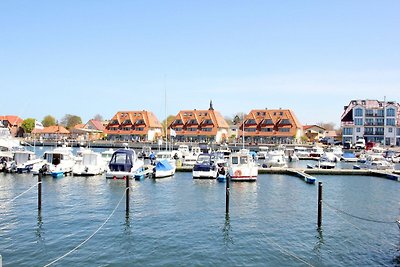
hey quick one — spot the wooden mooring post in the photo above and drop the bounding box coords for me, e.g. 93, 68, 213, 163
38, 172, 42, 211
317, 182, 323, 228
126, 176, 130, 214
226, 174, 230, 214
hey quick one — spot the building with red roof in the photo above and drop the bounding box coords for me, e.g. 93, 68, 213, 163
168, 101, 229, 143
0, 115, 24, 137
238, 109, 302, 144
104, 110, 162, 142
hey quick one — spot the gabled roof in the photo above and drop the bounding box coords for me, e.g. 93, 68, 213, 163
0, 115, 23, 126
87, 120, 105, 131
303, 125, 325, 131
32, 125, 70, 134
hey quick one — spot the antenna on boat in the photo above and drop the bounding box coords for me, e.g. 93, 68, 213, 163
164, 74, 168, 151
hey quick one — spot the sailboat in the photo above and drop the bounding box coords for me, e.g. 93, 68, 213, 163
227, 114, 258, 181
153, 82, 176, 179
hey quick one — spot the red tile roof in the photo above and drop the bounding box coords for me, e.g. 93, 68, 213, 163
0, 115, 23, 126
32, 125, 70, 134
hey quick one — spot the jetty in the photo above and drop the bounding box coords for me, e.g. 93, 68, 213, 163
176, 167, 400, 183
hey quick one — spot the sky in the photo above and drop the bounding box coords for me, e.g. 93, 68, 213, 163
1, 1, 399, 128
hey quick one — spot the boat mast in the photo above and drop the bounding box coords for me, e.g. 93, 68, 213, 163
164, 75, 168, 151
242, 113, 245, 149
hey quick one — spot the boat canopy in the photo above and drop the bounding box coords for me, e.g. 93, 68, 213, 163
155, 160, 173, 171
109, 149, 136, 172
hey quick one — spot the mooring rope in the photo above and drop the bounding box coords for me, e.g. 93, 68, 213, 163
229, 188, 315, 267
323, 201, 397, 224
323, 201, 398, 248
0, 182, 41, 206
43, 188, 128, 267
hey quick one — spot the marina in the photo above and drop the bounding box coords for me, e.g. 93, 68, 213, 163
0, 168, 399, 266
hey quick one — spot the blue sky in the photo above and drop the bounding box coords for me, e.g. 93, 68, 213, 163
1, 1, 399, 127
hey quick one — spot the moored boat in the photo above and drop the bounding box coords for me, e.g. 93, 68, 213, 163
192, 153, 218, 179
228, 149, 258, 182
105, 149, 144, 179
153, 159, 176, 178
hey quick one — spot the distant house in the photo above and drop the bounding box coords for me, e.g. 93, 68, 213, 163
32, 125, 70, 140
168, 101, 229, 143
238, 109, 302, 144
104, 111, 162, 142
303, 125, 326, 142
0, 115, 23, 137
70, 120, 105, 141
341, 99, 400, 146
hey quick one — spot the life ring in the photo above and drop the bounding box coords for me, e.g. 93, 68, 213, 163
234, 169, 242, 177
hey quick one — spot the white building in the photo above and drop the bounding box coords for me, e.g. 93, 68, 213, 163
341, 99, 400, 146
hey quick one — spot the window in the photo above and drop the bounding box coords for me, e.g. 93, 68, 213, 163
202, 119, 213, 125
376, 118, 384, 126
188, 127, 197, 132
244, 128, 256, 132
365, 118, 374, 125
388, 128, 393, 133
354, 118, 363, 125
246, 119, 256, 125
387, 108, 395, 117
377, 109, 384, 117
343, 128, 353, 135
354, 108, 363, 117
376, 127, 384, 135
365, 127, 373, 135
173, 119, 183, 125
202, 128, 212, 132
356, 128, 361, 132
365, 109, 373, 116
188, 119, 198, 125
137, 127, 144, 131
261, 128, 273, 132
386, 118, 395, 126
135, 119, 145, 125
280, 119, 290, 125
278, 128, 290, 132
262, 119, 273, 125
397, 128, 400, 135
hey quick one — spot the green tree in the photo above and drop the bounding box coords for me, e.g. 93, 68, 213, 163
42, 115, 56, 127
60, 114, 82, 129
21, 118, 36, 133
161, 115, 176, 137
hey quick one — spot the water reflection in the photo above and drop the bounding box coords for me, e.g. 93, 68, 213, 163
222, 214, 233, 246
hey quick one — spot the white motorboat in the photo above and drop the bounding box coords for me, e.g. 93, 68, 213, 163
0, 151, 15, 172
228, 149, 258, 182
106, 149, 144, 179
15, 150, 45, 173
192, 153, 218, 179
182, 146, 201, 167
320, 152, 340, 163
353, 154, 394, 171
309, 146, 324, 158
73, 150, 106, 176
294, 146, 310, 159
32, 147, 76, 177
155, 151, 177, 167
153, 159, 176, 178
341, 152, 358, 162
262, 150, 287, 168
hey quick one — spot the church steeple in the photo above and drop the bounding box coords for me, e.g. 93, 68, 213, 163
209, 100, 214, 110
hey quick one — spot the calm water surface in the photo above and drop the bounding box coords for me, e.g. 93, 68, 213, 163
0, 169, 399, 266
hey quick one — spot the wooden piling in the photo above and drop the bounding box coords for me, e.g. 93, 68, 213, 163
226, 174, 230, 214
317, 182, 322, 228
38, 172, 42, 211
125, 176, 129, 214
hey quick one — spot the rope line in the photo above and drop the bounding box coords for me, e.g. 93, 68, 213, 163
229, 187, 315, 267
323, 201, 398, 248
0, 182, 41, 206
323, 201, 397, 224
43, 188, 127, 267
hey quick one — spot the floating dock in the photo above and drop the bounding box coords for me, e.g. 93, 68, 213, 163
176, 167, 400, 183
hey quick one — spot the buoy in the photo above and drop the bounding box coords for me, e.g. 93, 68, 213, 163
234, 169, 242, 177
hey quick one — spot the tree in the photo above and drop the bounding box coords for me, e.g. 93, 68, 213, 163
232, 112, 247, 125
42, 115, 56, 127
21, 118, 35, 133
60, 114, 82, 129
161, 115, 176, 136
93, 114, 104, 121
317, 122, 336, 131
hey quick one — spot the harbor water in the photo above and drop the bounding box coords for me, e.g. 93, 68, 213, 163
1, 169, 399, 266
